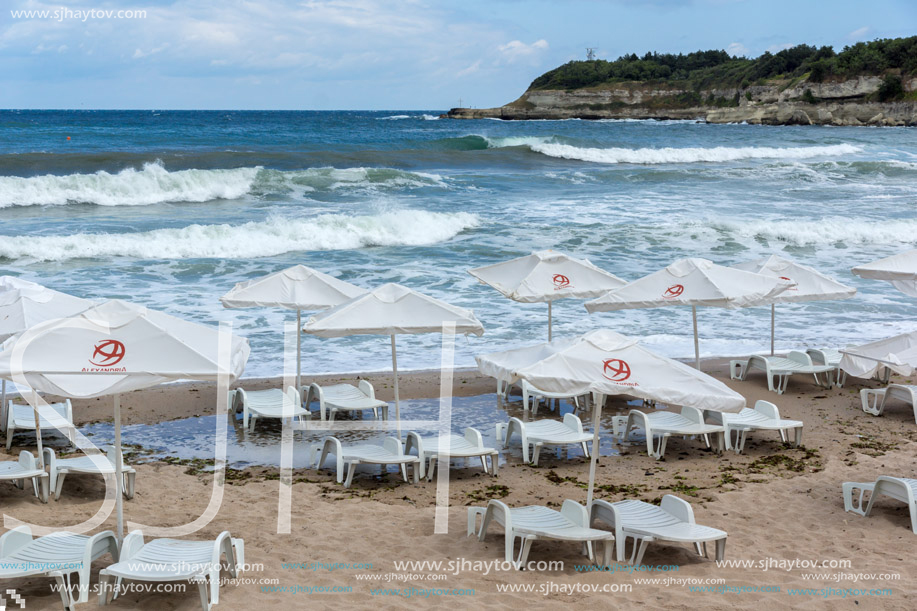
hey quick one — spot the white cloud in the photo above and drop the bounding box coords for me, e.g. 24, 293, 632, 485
726, 42, 748, 57
456, 60, 481, 78
497, 39, 549, 63
847, 26, 870, 40
765, 43, 795, 53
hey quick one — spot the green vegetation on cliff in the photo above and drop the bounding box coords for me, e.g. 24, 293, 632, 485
529, 36, 917, 99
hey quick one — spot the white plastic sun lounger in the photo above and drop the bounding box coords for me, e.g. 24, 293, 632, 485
312, 436, 420, 488
843, 476, 917, 534
729, 351, 835, 394
469, 499, 614, 569
0, 525, 118, 610
6, 400, 76, 450
304, 381, 388, 421
496, 414, 592, 465
807, 347, 846, 386
590, 496, 727, 564
229, 386, 309, 432
612, 406, 725, 460
707, 400, 804, 454
43, 446, 136, 501
0, 450, 49, 502
860, 384, 917, 424
99, 530, 244, 610
405, 427, 499, 480
520, 379, 584, 416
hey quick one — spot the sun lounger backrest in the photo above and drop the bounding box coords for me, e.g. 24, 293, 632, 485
560, 500, 588, 528
383, 436, 404, 456
464, 427, 484, 449
563, 413, 584, 434
679, 406, 704, 424
660, 495, 695, 525
787, 351, 813, 366
753, 400, 780, 420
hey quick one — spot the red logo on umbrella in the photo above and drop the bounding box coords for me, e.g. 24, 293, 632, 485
553, 274, 571, 290
779, 276, 797, 291
602, 358, 631, 382
663, 284, 684, 299
90, 340, 126, 367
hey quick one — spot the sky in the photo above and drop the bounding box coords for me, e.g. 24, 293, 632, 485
1, 0, 914, 110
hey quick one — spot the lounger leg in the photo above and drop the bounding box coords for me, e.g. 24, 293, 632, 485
794, 427, 802, 448
585, 541, 595, 563
343, 462, 357, 488
737, 430, 748, 454
53, 573, 72, 611
426, 457, 436, 482
531, 442, 543, 466
479, 455, 487, 474
125, 472, 136, 499
55, 472, 67, 501
715, 538, 726, 561
634, 538, 651, 566
694, 542, 704, 557
400, 463, 409, 483
98, 572, 113, 606
198, 580, 210, 611
601, 540, 613, 568
38, 475, 48, 503
581, 441, 590, 458
517, 536, 535, 569
491, 453, 499, 477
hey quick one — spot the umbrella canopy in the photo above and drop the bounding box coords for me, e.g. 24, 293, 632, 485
468, 250, 625, 340
851, 249, 917, 297
220, 265, 366, 389
840, 330, 917, 379
0, 276, 95, 343
303, 283, 484, 437
0, 299, 250, 539
733, 255, 856, 354
475, 337, 578, 383
585, 258, 793, 368
503, 329, 744, 506
0, 276, 95, 431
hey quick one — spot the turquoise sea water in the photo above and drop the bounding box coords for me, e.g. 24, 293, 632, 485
1, 110, 915, 377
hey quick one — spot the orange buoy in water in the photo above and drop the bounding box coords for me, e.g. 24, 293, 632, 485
66, 136, 71, 140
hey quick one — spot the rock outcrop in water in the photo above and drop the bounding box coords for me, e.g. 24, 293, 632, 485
447, 38, 917, 126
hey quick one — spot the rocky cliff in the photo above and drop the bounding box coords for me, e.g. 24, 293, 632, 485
447, 76, 917, 126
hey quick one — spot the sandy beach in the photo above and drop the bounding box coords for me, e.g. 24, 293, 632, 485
2, 359, 915, 610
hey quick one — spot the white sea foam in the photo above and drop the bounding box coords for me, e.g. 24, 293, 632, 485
0, 164, 447, 208
696, 217, 917, 246
0, 163, 260, 208
0, 210, 480, 261
482, 136, 862, 164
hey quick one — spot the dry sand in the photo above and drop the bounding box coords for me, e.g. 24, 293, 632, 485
2, 360, 916, 609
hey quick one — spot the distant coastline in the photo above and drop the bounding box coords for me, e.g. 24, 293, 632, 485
447, 37, 917, 125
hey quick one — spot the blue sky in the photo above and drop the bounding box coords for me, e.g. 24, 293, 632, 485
1, 0, 914, 110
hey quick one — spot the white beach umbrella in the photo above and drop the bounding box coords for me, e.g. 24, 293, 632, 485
506, 329, 745, 506
851, 249, 917, 297
220, 264, 366, 390
0, 276, 95, 432
468, 250, 625, 340
585, 258, 794, 368
303, 283, 484, 438
839, 330, 917, 379
733, 255, 856, 355
0, 299, 250, 540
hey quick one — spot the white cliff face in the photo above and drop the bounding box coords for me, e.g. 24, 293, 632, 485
448, 77, 917, 126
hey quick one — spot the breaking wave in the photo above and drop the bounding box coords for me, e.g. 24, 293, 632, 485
0, 163, 447, 208
0, 210, 480, 261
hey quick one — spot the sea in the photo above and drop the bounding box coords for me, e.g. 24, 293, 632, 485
1, 110, 915, 378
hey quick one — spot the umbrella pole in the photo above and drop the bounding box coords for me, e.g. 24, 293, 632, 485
586, 392, 604, 509
296, 310, 302, 393
1, 379, 6, 432
114, 394, 124, 543
548, 301, 552, 342
391, 334, 401, 441
771, 304, 775, 356
692, 306, 700, 369
31, 389, 44, 469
